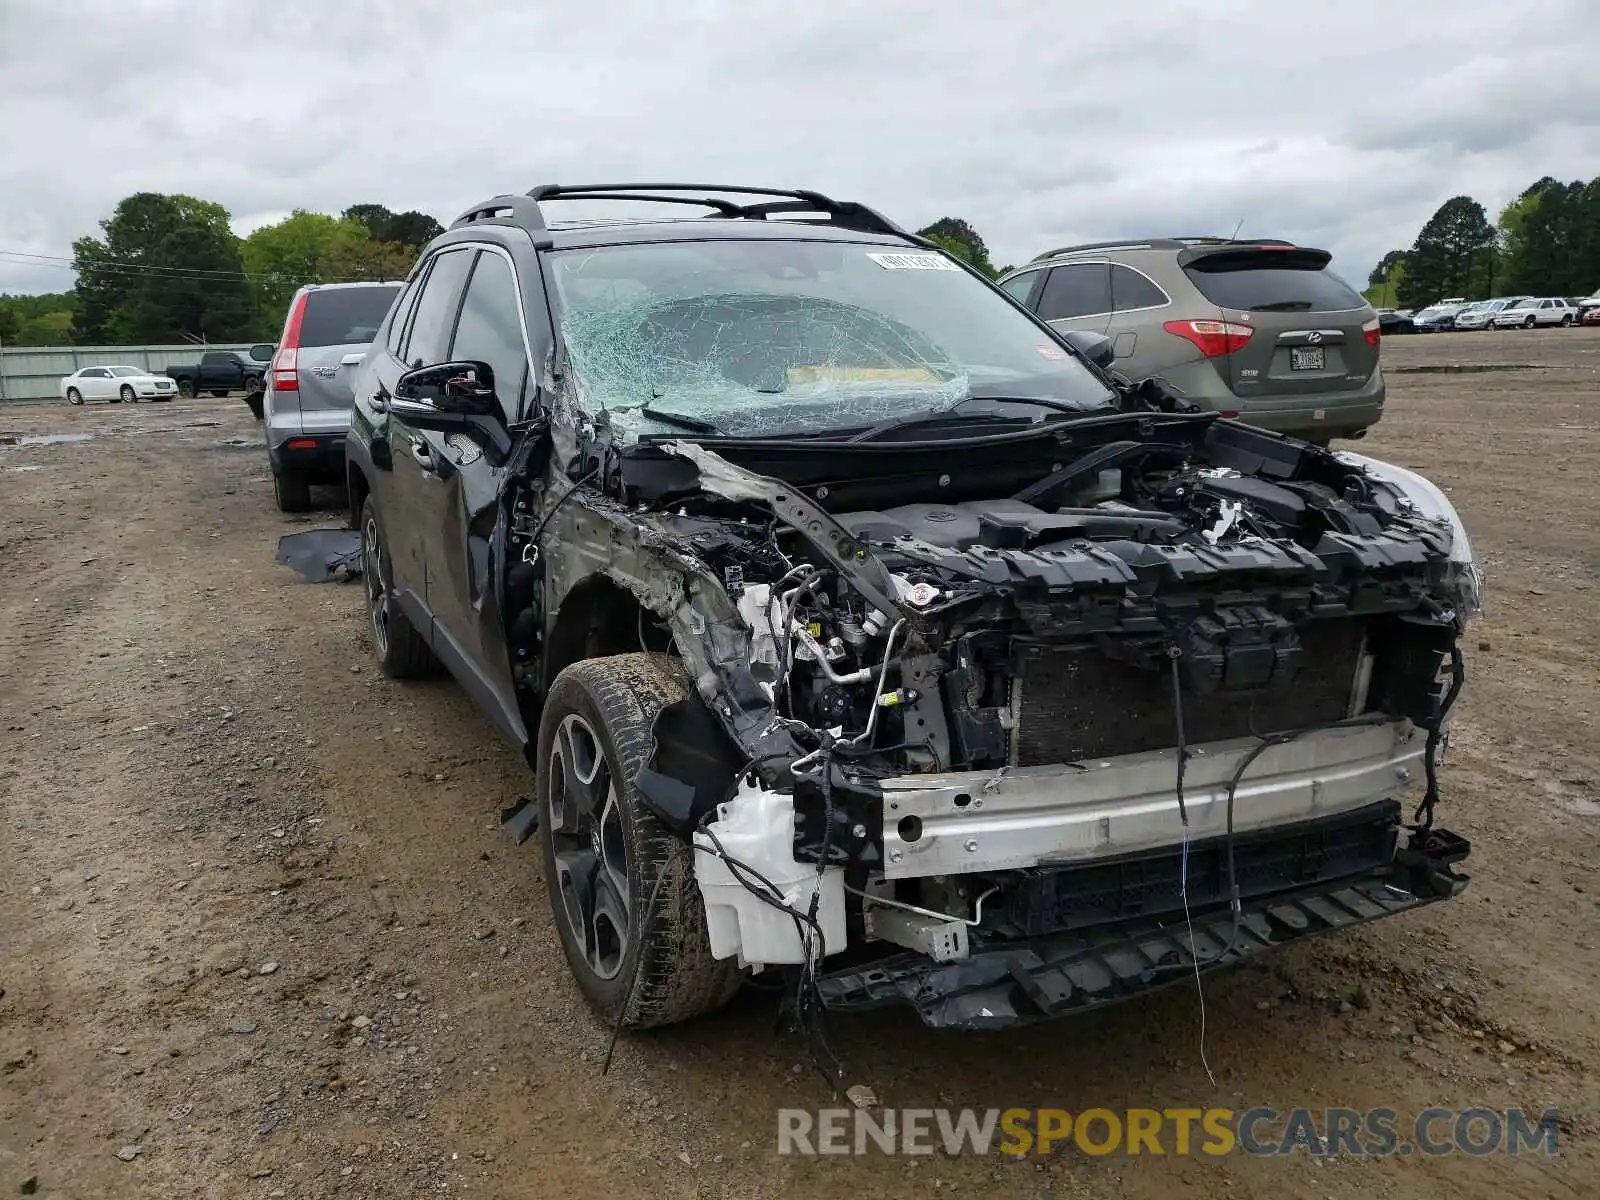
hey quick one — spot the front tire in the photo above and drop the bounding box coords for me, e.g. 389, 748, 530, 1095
1525, 315, 1537, 329
538, 654, 741, 1029
66, 388, 83, 406
358, 495, 436, 677
273, 470, 312, 513
120, 385, 136, 404
176, 379, 195, 398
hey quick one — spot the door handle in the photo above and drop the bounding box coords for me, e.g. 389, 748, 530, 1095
409, 438, 437, 471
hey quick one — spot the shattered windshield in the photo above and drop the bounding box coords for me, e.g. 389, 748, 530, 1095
546, 238, 1115, 438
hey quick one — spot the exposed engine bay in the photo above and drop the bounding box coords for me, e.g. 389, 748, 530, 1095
509, 397, 1479, 1030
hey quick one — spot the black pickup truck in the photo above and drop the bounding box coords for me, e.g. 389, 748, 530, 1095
161, 346, 274, 410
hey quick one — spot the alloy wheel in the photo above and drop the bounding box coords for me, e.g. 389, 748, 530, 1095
362, 514, 391, 657
547, 712, 631, 981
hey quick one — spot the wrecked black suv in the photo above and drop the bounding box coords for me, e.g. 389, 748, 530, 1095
344, 184, 1481, 1033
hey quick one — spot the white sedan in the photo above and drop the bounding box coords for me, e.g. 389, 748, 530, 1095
59, 365, 178, 405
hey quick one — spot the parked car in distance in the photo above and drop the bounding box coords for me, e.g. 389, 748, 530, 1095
1451, 297, 1530, 331
1411, 302, 1472, 333
1489, 297, 1580, 329
1577, 289, 1600, 318
161, 348, 272, 401
1376, 308, 1415, 334
1582, 305, 1600, 327
345, 183, 1480, 1033
264, 281, 403, 512
997, 236, 1383, 443
59, 364, 177, 405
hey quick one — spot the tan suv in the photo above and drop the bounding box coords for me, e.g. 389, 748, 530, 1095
999, 237, 1384, 443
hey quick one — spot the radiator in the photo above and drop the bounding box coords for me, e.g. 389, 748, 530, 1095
1012, 619, 1364, 766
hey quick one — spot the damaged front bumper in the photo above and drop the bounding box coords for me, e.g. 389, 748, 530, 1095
880, 720, 1428, 878
819, 808, 1471, 1030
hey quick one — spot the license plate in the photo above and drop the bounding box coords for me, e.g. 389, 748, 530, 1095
1290, 346, 1326, 371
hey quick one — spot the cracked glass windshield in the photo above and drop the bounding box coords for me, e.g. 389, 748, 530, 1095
547, 238, 1115, 438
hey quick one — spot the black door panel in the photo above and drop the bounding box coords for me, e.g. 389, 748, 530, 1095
417, 249, 532, 744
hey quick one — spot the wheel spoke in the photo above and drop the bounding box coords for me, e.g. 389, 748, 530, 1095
590, 865, 629, 979
546, 709, 632, 981
363, 518, 389, 654
551, 715, 606, 834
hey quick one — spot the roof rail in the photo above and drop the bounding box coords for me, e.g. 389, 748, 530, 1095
449, 182, 918, 241
452, 195, 547, 229
1028, 235, 1298, 263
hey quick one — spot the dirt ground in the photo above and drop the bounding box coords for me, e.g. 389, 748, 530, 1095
2, 329, 1597, 1199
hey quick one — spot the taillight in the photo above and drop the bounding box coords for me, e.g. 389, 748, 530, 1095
272, 293, 309, 391
1163, 319, 1253, 358
1362, 316, 1381, 348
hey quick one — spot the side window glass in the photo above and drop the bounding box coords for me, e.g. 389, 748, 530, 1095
449, 252, 528, 422
386, 273, 425, 358
1110, 265, 1168, 312
402, 249, 473, 367
1035, 264, 1111, 321
998, 271, 1038, 304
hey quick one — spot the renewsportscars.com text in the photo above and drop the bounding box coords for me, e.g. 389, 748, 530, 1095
777, 1106, 1559, 1158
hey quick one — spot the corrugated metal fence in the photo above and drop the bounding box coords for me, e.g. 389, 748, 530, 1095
0, 343, 258, 403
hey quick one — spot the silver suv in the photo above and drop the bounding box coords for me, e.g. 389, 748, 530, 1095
264, 281, 403, 512
998, 238, 1383, 443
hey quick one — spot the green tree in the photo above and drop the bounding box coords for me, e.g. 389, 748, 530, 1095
243, 211, 420, 336
1496, 176, 1556, 289
342, 204, 394, 240
343, 204, 443, 249
384, 211, 444, 248
0, 292, 76, 345
1507, 177, 1597, 296
1368, 250, 1407, 287
917, 217, 997, 277
1399, 196, 1495, 308
18, 310, 74, 345
71, 193, 254, 342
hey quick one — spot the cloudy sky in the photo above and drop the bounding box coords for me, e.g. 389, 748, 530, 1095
3, 0, 1599, 296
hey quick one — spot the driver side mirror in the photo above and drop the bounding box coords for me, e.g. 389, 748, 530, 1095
249, 343, 276, 363
392, 360, 502, 422
1058, 330, 1116, 370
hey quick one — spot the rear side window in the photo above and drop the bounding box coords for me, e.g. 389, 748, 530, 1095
1110, 265, 1168, 311
385, 277, 423, 358
998, 271, 1039, 303
299, 285, 404, 348
1036, 263, 1111, 320
1184, 252, 1365, 313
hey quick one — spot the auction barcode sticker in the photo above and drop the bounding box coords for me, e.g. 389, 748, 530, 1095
866, 252, 960, 271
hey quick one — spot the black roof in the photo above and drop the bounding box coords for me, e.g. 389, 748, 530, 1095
447, 183, 923, 251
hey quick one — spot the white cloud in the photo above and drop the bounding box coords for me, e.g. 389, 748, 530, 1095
3, 0, 1598, 295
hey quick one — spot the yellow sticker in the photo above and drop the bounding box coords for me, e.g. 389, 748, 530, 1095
787, 365, 938, 385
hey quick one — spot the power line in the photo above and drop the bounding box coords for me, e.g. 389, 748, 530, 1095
0, 248, 260, 280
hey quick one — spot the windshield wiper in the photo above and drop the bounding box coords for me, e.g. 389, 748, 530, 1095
634, 403, 720, 433
846, 395, 1097, 444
